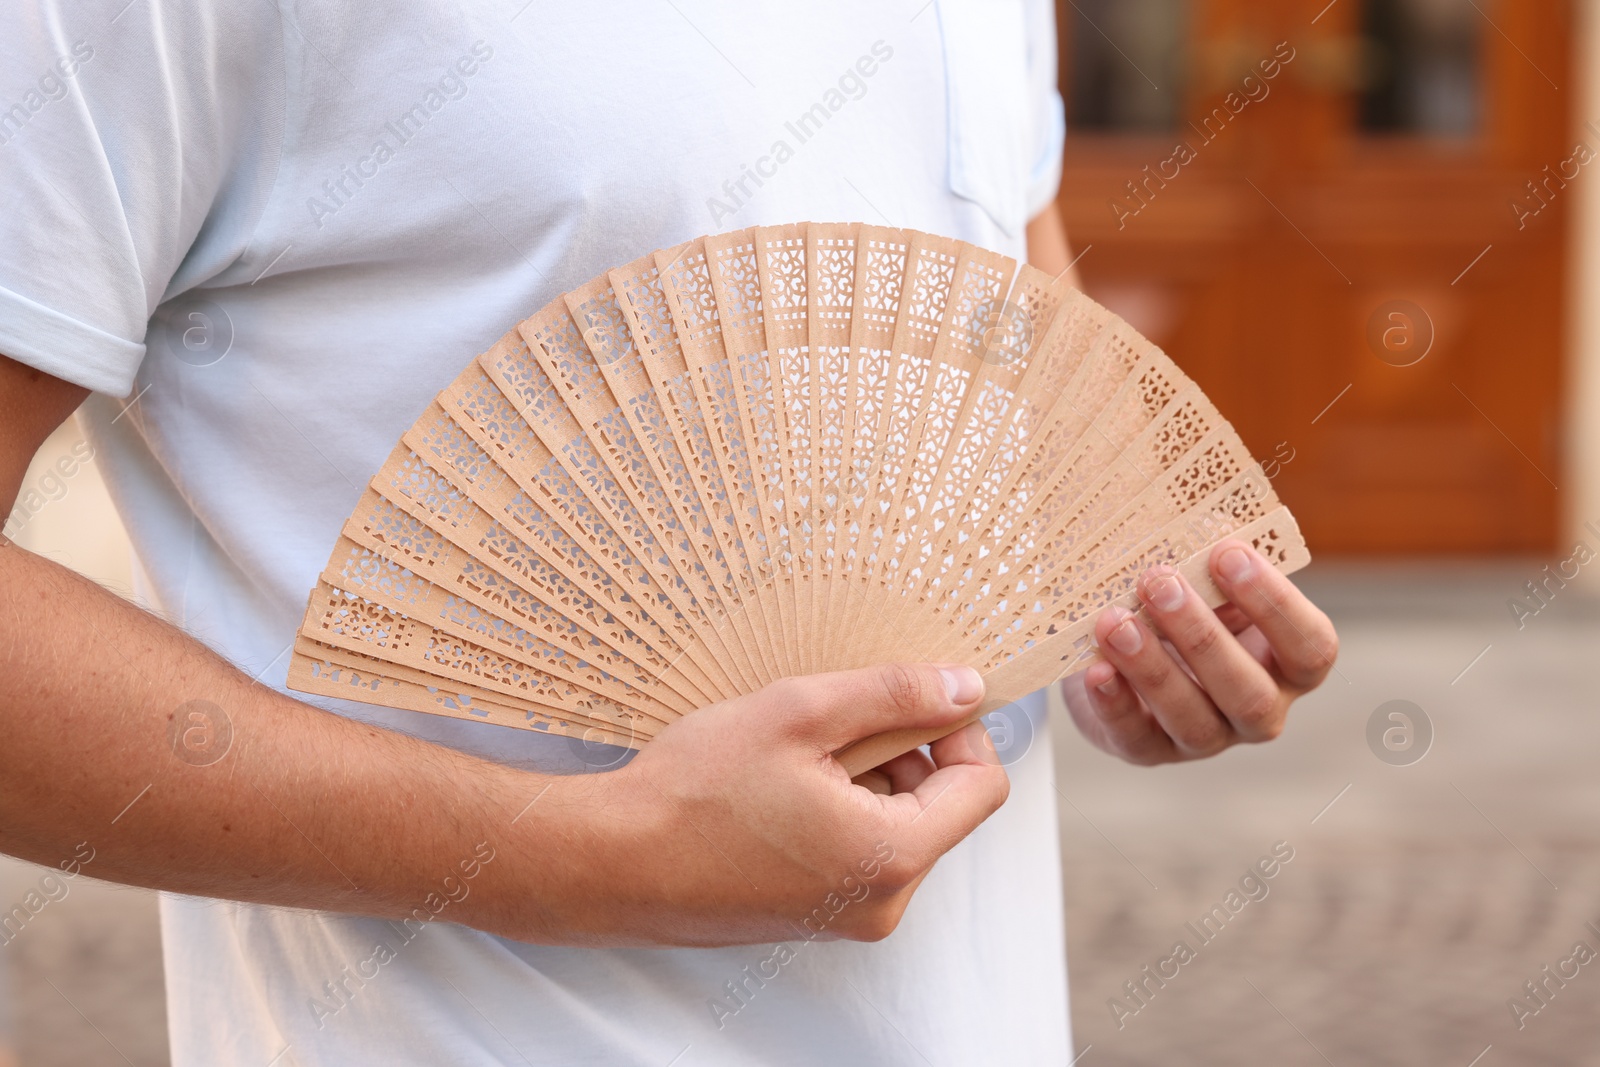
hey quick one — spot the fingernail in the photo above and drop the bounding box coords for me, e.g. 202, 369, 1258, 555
1218, 546, 1254, 583
940, 666, 983, 705
1144, 572, 1185, 613
1095, 673, 1121, 697
1105, 616, 1144, 656
1085, 661, 1117, 695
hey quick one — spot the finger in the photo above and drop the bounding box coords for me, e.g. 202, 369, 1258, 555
1138, 567, 1287, 743
881, 721, 1010, 871
927, 716, 1000, 768
1095, 605, 1232, 758
779, 662, 985, 753
836, 871, 930, 943
852, 770, 893, 795
1210, 541, 1338, 691
1234, 625, 1274, 669
1069, 660, 1180, 765
874, 748, 936, 794
1214, 602, 1253, 635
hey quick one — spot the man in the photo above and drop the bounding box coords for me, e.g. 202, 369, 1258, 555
0, 2, 1336, 1063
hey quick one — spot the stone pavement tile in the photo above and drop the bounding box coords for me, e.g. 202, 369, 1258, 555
1063, 839, 1600, 1065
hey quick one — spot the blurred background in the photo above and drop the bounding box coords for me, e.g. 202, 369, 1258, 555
4, 0, 1599, 1063
1053, 0, 1600, 1062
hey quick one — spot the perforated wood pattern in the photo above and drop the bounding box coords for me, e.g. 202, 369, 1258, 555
288, 223, 1311, 766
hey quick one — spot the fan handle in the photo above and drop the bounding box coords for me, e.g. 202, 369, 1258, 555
835, 515, 1312, 779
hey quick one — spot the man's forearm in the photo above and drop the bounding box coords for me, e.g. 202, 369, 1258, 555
0, 513, 1013, 950
0, 539, 543, 932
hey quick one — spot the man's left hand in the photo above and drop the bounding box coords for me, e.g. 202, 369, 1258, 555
1060, 539, 1338, 765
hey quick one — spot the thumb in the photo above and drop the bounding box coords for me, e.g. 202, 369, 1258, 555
778, 662, 985, 754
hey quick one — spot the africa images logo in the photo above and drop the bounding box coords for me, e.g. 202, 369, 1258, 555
0, 40, 94, 149
305, 41, 495, 228
706, 40, 895, 226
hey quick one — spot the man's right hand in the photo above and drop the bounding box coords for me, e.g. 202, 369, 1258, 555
486, 663, 1009, 947
2, 354, 1007, 950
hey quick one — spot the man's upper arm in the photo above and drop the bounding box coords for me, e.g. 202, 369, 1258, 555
0, 355, 88, 511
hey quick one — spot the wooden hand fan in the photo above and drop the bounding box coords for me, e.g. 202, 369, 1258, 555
286, 222, 1310, 776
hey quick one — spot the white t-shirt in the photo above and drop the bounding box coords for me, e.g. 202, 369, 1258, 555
0, 2, 1072, 1063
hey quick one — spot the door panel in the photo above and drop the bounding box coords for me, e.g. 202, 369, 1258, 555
1055, 0, 1569, 553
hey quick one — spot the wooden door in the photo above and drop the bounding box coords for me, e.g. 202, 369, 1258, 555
1055, 0, 1570, 553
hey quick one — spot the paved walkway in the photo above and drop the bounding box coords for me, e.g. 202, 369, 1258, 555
1056, 561, 1600, 1064
2, 563, 1597, 1064
0, 869, 165, 1066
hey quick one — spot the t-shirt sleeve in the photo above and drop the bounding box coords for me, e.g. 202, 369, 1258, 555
1023, 0, 1067, 222
0, 4, 283, 397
